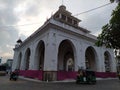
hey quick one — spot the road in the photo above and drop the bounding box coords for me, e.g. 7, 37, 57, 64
0, 75, 120, 90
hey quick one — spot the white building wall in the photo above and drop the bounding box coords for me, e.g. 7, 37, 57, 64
94, 47, 104, 72
44, 30, 58, 71
20, 49, 26, 70
110, 52, 116, 72
28, 45, 33, 70
12, 49, 19, 71
32, 33, 47, 70
30, 43, 37, 70
12, 21, 116, 73
72, 39, 80, 71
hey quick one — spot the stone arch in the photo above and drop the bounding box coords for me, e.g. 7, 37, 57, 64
17, 52, 22, 69
34, 40, 45, 70
85, 46, 97, 71
58, 39, 76, 71
24, 48, 31, 70
104, 51, 112, 72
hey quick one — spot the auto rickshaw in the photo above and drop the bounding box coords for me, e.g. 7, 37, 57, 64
76, 69, 96, 84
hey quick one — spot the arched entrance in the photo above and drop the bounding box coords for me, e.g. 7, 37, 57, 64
35, 40, 45, 70
57, 39, 76, 80
85, 46, 97, 71
24, 48, 31, 70
58, 40, 75, 71
104, 51, 111, 72
17, 52, 22, 69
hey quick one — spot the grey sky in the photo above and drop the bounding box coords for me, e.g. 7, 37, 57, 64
0, 0, 117, 63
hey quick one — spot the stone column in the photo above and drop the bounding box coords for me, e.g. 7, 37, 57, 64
29, 45, 35, 70
43, 30, 58, 81
44, 31, 58, 71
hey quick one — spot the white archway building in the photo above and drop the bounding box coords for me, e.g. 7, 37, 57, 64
12, 5, 116, 81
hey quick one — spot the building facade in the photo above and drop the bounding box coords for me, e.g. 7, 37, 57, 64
6, 59, 13, 74
12, 5, 116, 81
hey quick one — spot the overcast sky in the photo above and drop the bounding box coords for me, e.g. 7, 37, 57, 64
0, 0, 117, 63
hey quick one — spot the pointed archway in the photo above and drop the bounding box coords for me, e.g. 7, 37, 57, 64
58, 40, 75, 71
24, 48, 31, 70
35, 40, 45, 70
85, 46, 97, 71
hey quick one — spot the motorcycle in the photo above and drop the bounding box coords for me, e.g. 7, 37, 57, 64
9, 71, 18, 81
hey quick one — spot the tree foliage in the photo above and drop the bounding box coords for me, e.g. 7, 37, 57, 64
96, 1, 120, 49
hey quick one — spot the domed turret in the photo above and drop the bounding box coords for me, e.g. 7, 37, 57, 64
17, 39, 22, 44
59, 5, 66, 10
53, 5, 81, 27
14, 39, 22, 49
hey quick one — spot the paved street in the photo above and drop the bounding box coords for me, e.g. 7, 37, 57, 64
0, 75, 120, 90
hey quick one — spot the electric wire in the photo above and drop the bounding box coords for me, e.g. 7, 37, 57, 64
0, 3, 112, 28
74, 3, 111, 16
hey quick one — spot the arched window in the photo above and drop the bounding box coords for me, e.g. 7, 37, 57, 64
66, 58, 74, 71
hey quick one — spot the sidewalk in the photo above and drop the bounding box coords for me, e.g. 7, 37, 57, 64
19, 76, 118, 83
19, 76, 76, 83
1, 75, 120, 90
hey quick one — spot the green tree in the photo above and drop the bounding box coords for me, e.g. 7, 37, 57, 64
96, 0, 120, 51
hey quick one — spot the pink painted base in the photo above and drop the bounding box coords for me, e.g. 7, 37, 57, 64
19, 70, 43, 80
19, 70, 117, 81
57, 71, 77, 80
95, 72, 117, 78
57, 71, 117, 80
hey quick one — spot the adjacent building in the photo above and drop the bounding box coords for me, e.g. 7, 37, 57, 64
6, 59, 13, 73
12, 5, 117, 81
